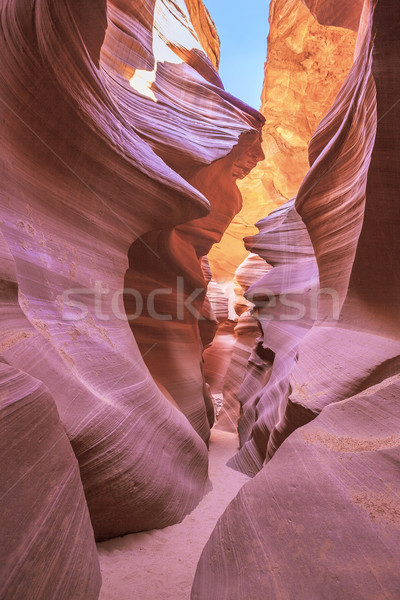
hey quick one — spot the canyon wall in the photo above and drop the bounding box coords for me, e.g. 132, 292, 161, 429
229, 0, 400, 474
208, 0, 358, 441
193, 0, 400, 597
2, 0, 399, 597
0, 361, 101, 600
208, 0, 357, 281
0, 0, 263, 597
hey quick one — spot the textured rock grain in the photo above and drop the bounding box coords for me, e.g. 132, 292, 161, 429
0, 0, 263, 545
208, 0, 357, 281
228, 0, 400, 472
192, 377, 400, 599
0, 362, 101, 600
194, 1, 400, 596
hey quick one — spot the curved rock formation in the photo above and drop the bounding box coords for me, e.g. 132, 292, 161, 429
208, 0, 357, 281
0, 0, 263, 547
184, 0, 220, 70
205, 0, 358, 446
193, 0, 400, 596
3, 0, 400, 597
125, 129, 263, 443
192, 376, 400, 599
226, 0, 400, 472
118, 0, 264, 442
281, 0, 400, 451
0, 362, 101, 600
301, 0, 364, 30
228, 198, 318, 474
211, 254, 270, 433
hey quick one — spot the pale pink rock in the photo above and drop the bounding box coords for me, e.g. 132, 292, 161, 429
0, 0, 263, 546
228, 0, 400, 472
0, 362, 101, 600
193, 1, 400, 596
192, 376, 400, 599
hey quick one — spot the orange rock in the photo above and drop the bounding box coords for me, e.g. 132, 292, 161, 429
208, 0, 357, 282
184, 0, 221, 70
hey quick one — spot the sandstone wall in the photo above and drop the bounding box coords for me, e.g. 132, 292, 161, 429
0, 4, 263, 595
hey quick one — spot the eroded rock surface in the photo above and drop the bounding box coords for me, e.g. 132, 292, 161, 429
0, 0, 263, 551
1, 0, 399, 598
0, 362, 101, 600
193, 377, 400, 599
208, 0, 357, 281
228, 0, 400, 473
193, 0, 400, 597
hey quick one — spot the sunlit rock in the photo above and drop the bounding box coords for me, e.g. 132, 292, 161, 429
208, 0, 357, 281
193, 0, 400, 596
0, 0, 263, 547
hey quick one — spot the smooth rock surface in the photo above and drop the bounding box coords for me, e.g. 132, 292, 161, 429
194, 1, 400, 597
0, 0, 262, 543
192, 377, 400, 599
0, 362, 101, 600
228, 0, 400, 472
208, 0, 357, 281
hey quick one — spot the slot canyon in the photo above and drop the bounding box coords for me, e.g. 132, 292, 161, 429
0, 0, 399, 599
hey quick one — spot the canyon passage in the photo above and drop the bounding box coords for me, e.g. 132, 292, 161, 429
1, 1, 399, 599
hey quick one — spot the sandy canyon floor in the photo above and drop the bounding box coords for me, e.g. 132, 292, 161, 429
97, 429, 248, 600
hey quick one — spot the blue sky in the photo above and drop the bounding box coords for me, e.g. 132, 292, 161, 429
202, 0, 271, 109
